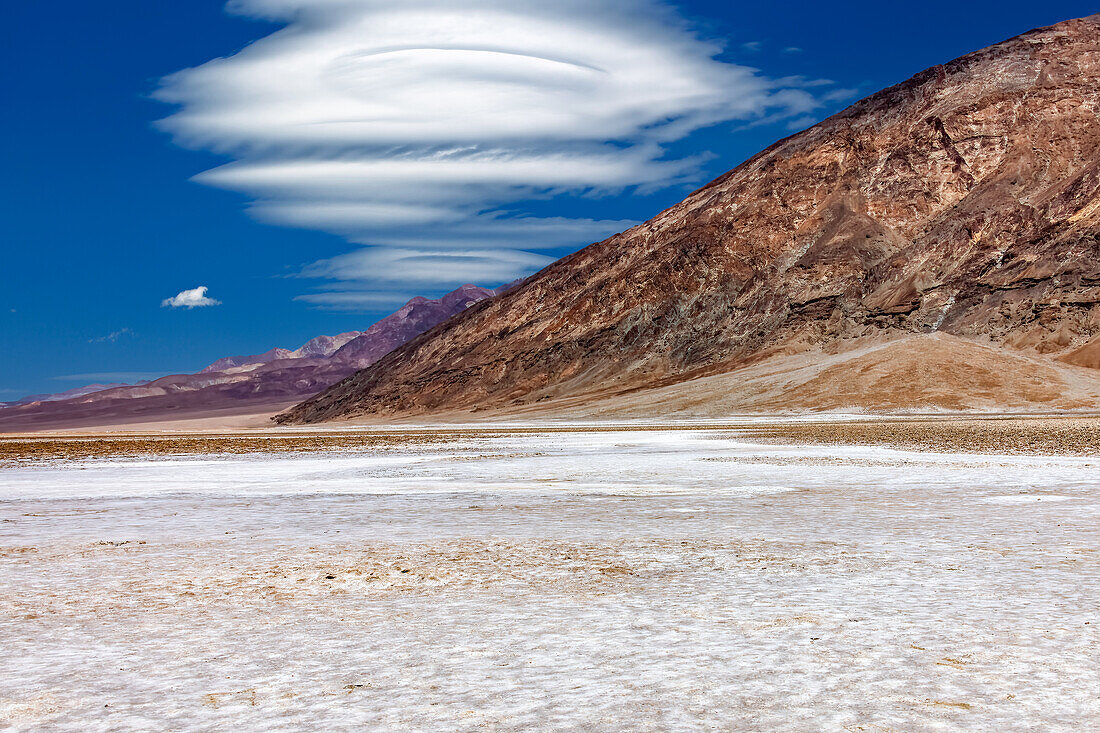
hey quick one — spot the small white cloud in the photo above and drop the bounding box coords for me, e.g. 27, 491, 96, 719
294, 291, 415, 311
785, 115, 819, 131
822, 88, 859, 103
161, 286, 221, 309
89, 328, 134, 344
296, 247, 552, 311
303, 247, 554, 286
782, 46, 803, 54
740, 41, 763, 52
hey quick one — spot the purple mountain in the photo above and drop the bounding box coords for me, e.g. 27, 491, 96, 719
0, 284, 503, 430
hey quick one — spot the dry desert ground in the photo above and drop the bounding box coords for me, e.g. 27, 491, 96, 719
1, 416, 1098, 731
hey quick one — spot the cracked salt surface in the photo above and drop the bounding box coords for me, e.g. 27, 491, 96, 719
1, 428, 1098, 731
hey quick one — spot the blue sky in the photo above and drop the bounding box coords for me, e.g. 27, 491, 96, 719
2, 1, 1096, 398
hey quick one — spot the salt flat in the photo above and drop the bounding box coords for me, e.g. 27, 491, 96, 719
1, 427, 1098, 731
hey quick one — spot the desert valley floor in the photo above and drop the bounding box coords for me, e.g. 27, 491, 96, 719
1, 417, 1098, 731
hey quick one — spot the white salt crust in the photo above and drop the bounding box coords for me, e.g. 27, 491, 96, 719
1, 429, 1097, 731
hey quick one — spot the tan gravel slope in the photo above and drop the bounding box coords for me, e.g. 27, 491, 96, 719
516, 334, 1100, 419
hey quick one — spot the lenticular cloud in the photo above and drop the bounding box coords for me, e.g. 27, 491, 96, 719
157, 0, 821, 306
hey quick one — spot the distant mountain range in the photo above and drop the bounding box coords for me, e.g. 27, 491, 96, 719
0, 284, 502, 429
197, 331, 363, 375
280, 15, 1100, 423
2, 383, 133, 409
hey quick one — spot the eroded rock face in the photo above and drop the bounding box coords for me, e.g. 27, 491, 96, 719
281, 15, 1100, 423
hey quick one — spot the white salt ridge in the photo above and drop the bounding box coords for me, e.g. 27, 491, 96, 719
2, 430, 1096, 501
1, 428, 1098, 731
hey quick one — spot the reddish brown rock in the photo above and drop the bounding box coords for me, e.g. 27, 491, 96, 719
280, 15, 1100, 424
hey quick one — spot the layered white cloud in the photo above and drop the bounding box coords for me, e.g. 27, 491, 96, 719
161, 286, 222, 309
303, 247, 554, 287
157, 0, 833, 306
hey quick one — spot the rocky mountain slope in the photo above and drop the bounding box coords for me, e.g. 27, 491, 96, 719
0, 285, 499, 430
281, 15, 1100, 423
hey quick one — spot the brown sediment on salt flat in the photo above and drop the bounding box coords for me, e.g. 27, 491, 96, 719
736, 416, 1100, 456
0, 432, 453, 465
1, 415, 1098, 464
0, 537, 868, 607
